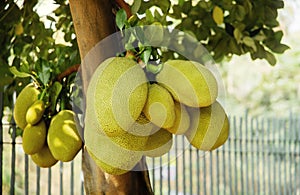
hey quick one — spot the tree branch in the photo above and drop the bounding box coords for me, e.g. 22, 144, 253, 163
56, 64, 80, 82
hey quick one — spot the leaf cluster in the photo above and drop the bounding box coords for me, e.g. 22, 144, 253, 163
129, 0, 289, 65
0, 1, 80, 112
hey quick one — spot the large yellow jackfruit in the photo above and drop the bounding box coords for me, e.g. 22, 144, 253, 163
143, 84, 175, 128
144, 129, 173, 157
47, 110, 82, 162
85, 57, 148, 137
166, 101, 190, 135
26, 99, 45, 125
185, 101, 229, 151
156, 60, 218, 107
22, 120, 46, 155
14, 84, 40, 129
31, 144, 58, 168
84, 125, 143, 175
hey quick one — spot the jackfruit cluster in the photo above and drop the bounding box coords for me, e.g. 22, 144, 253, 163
14, 84, 82, 168
84, 57, 229, 175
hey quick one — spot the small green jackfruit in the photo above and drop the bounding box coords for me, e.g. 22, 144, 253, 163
156, 60, 218, 107
143, 84, 175, 128
47, 110, 82, 162
26, 99, 45, 125
185, 101, 229, 151
14, 84, 40, 129
22, 120, 46, 155
85, 57, 148, 137
31, 144, 58, 168
166, 101, 190, 135
144, 130, 173, 157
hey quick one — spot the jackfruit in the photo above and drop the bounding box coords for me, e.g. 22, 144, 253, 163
185, 101, 229, 151
144, 130, 173, 157
26, 99, 45, 125
126, 113, 159, 136
14, 84, 40, 129
84, 126, 143, 174
156, 60, 218, 107
22, 120, 46, 155
143, 84, 175, 128
85, 57, 148, 137
87, 148, 129, 175
166, 101, 190, 135
31, 144, 58, 168
47, 110, 82, 162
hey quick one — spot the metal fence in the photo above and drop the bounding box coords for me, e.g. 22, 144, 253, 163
1, 91, 300, 194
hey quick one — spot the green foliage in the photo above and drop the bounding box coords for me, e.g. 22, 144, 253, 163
132, 0, 289, 65
0, 1, 79, 113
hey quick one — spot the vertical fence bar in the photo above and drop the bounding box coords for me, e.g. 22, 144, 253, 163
255, 117, 260, 195
60, 161, 63, 195
0, 92, 3, 195
196, 149, 200, 195
48, 168, 52, 195
25, 154, 29, 195
250, 117, 255, 194
283, 118, 288, 195
159, 156, 162, 195
267, 118, 271, 195
222, 136, 226, 195
175, 135, 178, 194
233, 116, 238, 194
239, 116, 244, 194
36, 166, 40, 195
228, 116, 233, 195
209, 152, 213, 195
244, 111, 249, 194
203, 151, 207, 195
182, 135, 186, 195
261, 118, 265, 195
273, 117, 277, 195
216, 147, 219, 195
189, 144, 193, 195
151, 157, 155, 193
167, 150, 170, 195
10, 93, 17, 195
71, 161, 74, 195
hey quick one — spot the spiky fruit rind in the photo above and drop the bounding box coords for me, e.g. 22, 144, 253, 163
47, 110, 82, 162
85, 57, 148, 137
185, 101, 229, 151
31, 144, 58, 168
84, 126, 143, 174
22, 120, 46, 155
14, 84, 40, 129
26, 99, 45, 125
166, 101, 190, 135
143, 84, 175, 128
156, 60, 218, 107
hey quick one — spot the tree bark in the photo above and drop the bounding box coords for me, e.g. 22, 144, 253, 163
69, 0, 153, 194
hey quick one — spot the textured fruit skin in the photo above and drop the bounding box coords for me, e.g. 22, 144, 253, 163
166, 101, 190, 135
26, 99, 45, 125
22, 120, 46, 155
143, 84, 175, 128
85, 57, 148, 137
31, 144, 58, 168
47, 110, 82, 162
144, 129, 173, 157
185, 101, 229, 151
84, 127, 143, 175
156, 60, 218, 107
14, 84, 40, 129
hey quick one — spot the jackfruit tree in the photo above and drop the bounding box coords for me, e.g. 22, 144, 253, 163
0, 0, 288, 194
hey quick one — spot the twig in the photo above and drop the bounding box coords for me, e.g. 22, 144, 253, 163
57, 64, 80, 82
115, 0, 132, 18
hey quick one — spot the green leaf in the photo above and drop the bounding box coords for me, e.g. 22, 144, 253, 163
146, 63, 163, 74
243, 36, 257, 52
141, 47, 152, 64
49, 81, 62, 112
9, 67, 32, 78
116, 9, 127, 31
144, 23, 164, 46
265, 51, 276, 66
131, 0, 141, 15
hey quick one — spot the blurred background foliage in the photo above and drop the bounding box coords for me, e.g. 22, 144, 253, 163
0, 0, 297, 118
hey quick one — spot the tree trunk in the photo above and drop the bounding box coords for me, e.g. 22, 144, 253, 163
69, 0, 153, 194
